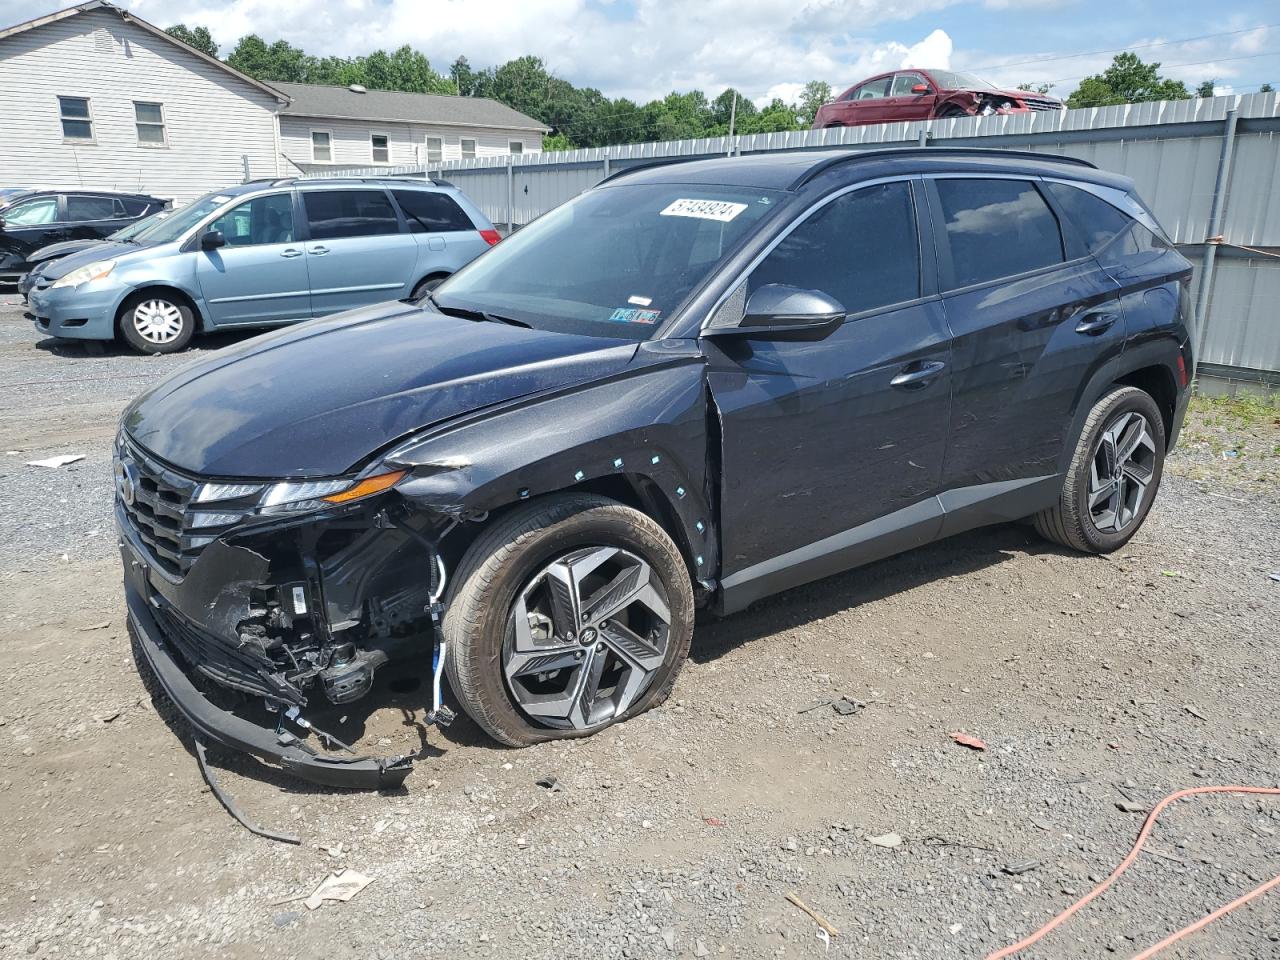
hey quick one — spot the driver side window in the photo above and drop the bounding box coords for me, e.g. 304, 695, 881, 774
748, 181, 920, 316
4, 197, 59, 226
208, 193, 295, 246
891, 72, 927, 96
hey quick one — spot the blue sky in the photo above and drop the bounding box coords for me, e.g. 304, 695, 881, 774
2, 0, 1275, 104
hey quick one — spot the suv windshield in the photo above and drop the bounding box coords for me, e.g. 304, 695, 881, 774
132, 192, 236, 244
434, 183, 783, 339
928, 70, 995, 90
110, 210, 171, 242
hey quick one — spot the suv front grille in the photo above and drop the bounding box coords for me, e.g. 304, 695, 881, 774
117, 436, 254, 577
1023, 98, 1064, 112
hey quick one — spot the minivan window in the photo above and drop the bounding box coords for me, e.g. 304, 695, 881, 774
141, 194, 233, 244
66, 195, 118, 221
435, 183, 782, 340
209, 193, 295, 246
303, 190, 400, 240
3, 196, 58, 225
1044, 181, 1135, 255
749, 181, 919, 316
935, 179, 1064, 288
393, 190, 474, 233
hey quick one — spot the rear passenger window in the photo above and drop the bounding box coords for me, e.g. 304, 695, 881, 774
392, 190, 474, 233
303, 190, 400, 240
1044, 181, 1133, 254
66, 195, 117, 220
122, 198, 152, 217
935, 179, 1064, 288
749, 181, 919, 316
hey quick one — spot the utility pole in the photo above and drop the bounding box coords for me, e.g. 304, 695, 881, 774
727, 90, 738, 157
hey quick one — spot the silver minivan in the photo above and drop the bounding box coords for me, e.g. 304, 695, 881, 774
26, 177, 500, 354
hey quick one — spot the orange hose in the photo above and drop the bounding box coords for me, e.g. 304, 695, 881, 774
985, 785, 1280, 960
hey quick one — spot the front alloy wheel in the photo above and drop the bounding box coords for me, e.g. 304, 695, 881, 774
119, 293, 194, 354
445, 495, 694, 747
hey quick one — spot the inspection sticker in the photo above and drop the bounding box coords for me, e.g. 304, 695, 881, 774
609, 307, 661, 324
660, 198, 748, 222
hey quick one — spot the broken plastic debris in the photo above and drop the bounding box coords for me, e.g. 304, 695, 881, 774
865, 832, 902, 848
303, 869, 374, 910
832, 696, 865, 716
949, 731, 987, 751
27, 454, 85, 468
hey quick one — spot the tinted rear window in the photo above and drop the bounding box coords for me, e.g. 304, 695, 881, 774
303, 190, 400, 240
749, 181, 919, 315
392, 190, 474, 232
1044, 180, 1135, 255
935, 179, 1064, 288
66, 195, 118, 220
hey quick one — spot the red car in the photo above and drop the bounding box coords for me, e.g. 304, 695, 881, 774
812, 69, 1064, 128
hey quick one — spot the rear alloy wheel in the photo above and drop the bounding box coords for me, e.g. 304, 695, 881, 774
1034, 386, 1166, 553
445, 495, 694, 746
410, 275, 446, 301
120, 294, 194, 354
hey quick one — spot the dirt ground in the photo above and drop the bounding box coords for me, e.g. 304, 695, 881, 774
1, 301, 1278, 959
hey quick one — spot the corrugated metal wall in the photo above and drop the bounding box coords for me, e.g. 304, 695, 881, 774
315, 92, 1280, 378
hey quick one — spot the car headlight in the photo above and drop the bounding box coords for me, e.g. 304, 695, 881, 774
192, 469, 408, 516
51, 259, 116, 289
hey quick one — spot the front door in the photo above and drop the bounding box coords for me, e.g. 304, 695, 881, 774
883, 71, 936, 122
195, 191, 311, 326
0, 195, 62, 273
300, 188, 418, 316
925, 176, 1126, 503
706, 180, 952, 608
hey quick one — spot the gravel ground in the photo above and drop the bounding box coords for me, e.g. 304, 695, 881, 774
1, 299, 1278, 960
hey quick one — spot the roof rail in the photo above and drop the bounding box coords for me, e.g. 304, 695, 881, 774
596, 157, 701, 186
790, 146, 1096, 188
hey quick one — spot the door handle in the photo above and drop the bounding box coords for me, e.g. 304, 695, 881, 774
890, 359, 947, 389
1075, 311, 1119, 335
280, 248, 302, 258
309, 245, 329, 256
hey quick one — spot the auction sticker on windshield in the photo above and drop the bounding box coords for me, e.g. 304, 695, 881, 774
660, 198, 748, 222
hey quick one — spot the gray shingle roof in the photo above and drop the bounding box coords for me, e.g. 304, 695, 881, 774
274, 81, 549, 132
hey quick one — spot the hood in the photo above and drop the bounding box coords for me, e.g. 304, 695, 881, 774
123, 301, 640, 478
33, 240, 135, 278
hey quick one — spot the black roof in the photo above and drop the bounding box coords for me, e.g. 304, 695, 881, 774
0, 189, 165, 202
600, 148, 1124, 193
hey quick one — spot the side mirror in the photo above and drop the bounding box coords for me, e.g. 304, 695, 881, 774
911, 83, 931, 95
200, 230, 225, 250
705, 284, 845, 341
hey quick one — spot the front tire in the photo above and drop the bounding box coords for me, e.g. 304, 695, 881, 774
1035, 386, 1166, 553
119, 293, 195, 354
444, 495, 694, 747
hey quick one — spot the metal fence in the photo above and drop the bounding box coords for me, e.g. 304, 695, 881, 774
317, 92, 1280, 382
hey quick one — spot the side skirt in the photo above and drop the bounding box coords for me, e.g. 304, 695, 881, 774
715, 474, 1058, 616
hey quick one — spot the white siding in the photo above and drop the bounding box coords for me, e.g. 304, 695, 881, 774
0, 10, 281, 203
278, 115, 541, 172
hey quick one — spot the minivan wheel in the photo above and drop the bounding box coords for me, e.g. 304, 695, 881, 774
1034, 386, 1166, 553
119, 293, 194, 354
444, 494, 694, 747
410, 275, 447, 301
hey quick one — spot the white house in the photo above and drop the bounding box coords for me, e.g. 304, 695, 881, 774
0, 2, 548, 204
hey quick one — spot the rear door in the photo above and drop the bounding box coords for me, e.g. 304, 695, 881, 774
926, 176, 1126, 513
831, 75, 892, 126
391, 188, 488, 280
883, 71, 936, 122
707, 179, 952, 604
300, 188, 418, 315
194, 191, 311, 326
65, 194, 127, 241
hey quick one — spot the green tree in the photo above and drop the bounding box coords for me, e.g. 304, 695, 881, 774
1066, 53, 1191, 108
225, 34, 309, 83
451, 56, 491, 97
1017, 81, 1054, 96
798, 80, 832, 126
1196, 79, 1216, 98
542, 132, 574, 151
708, 88, 755, 131
165, 23, 218, 58
737, 98, 802, 135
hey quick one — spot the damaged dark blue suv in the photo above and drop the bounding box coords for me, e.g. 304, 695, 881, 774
118, 148, 1193, 788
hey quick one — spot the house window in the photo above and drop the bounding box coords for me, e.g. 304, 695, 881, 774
425, 136, 443, 164
134, 102, 166, 146
311, 130, 332, 162
460, 138, 476, 160
371, 133, 390, 163
58, 96, 92, 140
508, 140, 523, 155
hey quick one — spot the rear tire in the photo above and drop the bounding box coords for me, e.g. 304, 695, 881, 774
1034, 386, 1166, 553
444, 495, 694, 747
410, 275, 447, 301
119, 292, 195, 354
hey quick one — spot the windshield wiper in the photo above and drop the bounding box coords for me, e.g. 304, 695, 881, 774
427, 295, 530, 329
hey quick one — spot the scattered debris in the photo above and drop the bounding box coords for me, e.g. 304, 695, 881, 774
703, 816, 726, 827
784, 892, 839, 938
77, 621, 111, 632
302, 869, 375, 911
1116, 800, 1150, 814
1269, 571, 1280, 582
272, 910, 299, 928
1002, 860, 1040, 876
661, 927, 676, 951
865, 832, 903, 849
921, 835, 995, 852
831, 696, 865, 716
318, 841, 345, 859
950, 731, 987, 751
26, 454, 85, 468
535, 774, 561, 792
694, 939, 710, 957
1160, 570, 1180, 577
816, 927, 831, 951
1184, 704, 1209, 721
195, 740, 300, 845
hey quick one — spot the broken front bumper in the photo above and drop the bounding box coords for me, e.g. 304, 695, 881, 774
125, 579, 414, 791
